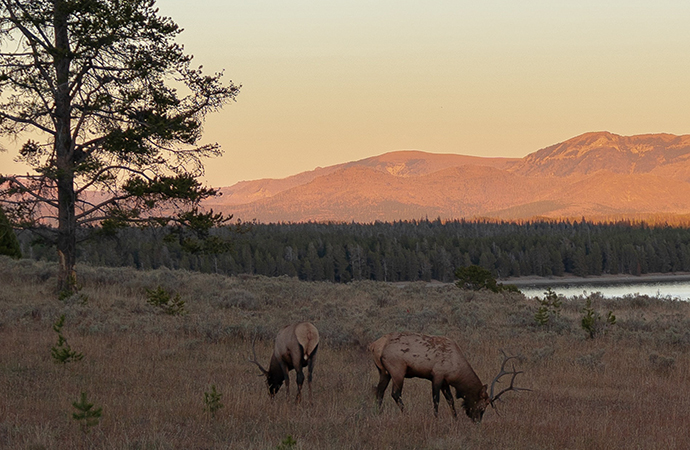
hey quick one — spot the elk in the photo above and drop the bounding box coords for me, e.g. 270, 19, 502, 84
369, 332, 528, 422
249, 322, 319, 403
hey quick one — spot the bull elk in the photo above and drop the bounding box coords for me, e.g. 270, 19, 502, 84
369, 332, 529, 422
249, 322, 319, 403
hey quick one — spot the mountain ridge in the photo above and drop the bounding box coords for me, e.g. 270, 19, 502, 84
205, 132, 690, 223
218, 151, 518, 206
508, 131, 690, 177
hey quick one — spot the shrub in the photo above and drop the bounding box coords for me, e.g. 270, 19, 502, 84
145, 285, 186, 315
455, 265, 499, 291
581, 297, 616, 339
276, 435, 297, 450
648, 353, 676, 376
531, 346, 555, 365
451, 303, 485, 330
662, 327, 690, 348
213, 289, 260, 310
575, 349, 606, 373
204, 385, 223, 418
455, 265, 517, 293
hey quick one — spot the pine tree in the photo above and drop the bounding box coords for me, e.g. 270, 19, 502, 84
0, 205, 21, 258
0, 0, 239, 295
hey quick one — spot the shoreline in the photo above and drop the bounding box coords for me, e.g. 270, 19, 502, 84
501, 272, 690, 287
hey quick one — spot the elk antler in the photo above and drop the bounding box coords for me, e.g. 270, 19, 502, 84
248, 335, 268, 375
489, 349, 531, 407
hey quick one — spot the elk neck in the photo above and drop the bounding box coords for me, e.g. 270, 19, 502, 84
451, 367, 485, 402
267, 354, 285, 385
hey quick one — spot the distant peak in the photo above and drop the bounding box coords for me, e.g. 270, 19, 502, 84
565, 131, 687, 143
581, 131, 617, 137
511, 131, 690, 177
562, 131, 620, 144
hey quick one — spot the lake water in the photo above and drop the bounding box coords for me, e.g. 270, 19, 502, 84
516, 280, 690, 300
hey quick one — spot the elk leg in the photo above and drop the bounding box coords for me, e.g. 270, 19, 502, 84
295, 366, 305, 404
390, 376, 405, 412
375, 369, 391, 408
432, 381, 442, 417
307, 350, 317, 402
278, 360, 290, 399
441, 383, 457, 418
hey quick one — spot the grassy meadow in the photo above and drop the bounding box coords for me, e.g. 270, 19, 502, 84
1, 255, 689, 449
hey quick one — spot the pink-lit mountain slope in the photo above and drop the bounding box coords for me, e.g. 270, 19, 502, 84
508, 131, 690, 179
216, 151, 517, 205
205, 132, 690, 223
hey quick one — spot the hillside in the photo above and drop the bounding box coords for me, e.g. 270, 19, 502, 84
215, 151, 517, 206
508, 131, 690, 177
205, 132, 690, 223
217, 165, 548, 223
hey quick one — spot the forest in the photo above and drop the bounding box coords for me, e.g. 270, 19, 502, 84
15, 219, 690, 283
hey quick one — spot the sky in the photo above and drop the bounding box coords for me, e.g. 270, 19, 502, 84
2, 0, 690, 187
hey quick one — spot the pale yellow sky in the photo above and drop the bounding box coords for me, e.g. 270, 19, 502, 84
2, 0, 690, 187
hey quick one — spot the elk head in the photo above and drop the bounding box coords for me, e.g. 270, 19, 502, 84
463, 383, 491, 423
248, 337, 283, 397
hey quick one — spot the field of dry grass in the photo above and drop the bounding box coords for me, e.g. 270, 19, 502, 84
1, 255, 689, 449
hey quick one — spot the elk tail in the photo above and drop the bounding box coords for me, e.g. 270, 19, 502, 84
295, 322, 320, 361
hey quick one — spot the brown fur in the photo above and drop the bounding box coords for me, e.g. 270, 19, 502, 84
252, 322, 319, 403
294, 322, 319, 361
369, 332, 490, 422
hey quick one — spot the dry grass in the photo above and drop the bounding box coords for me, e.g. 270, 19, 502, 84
1, 256, 689, 449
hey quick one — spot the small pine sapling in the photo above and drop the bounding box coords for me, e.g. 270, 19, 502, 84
51, 315, 84, 364
58, 274, 88, 303
276, 435, 297, 450
204, 384, 223, 418
534, 288, 562, 327
145, 285, 187, 315
581, 297, 616, 339
606, 310, 616, 327
581, 298, 597, 338
534, 305, 550, 326
72, 392, 102, 433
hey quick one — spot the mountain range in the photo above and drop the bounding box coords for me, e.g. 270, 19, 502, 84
205, 131, 690, 223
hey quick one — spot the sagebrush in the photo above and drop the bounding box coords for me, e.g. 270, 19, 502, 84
0, 256, 689, 449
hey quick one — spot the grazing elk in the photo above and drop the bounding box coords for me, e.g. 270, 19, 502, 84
369, 332, 528, 422
249, 322, 319, 403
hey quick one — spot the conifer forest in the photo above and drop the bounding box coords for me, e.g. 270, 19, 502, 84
16, 220, 690, 283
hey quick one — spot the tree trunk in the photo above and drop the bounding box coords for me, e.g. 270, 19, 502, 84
56, 175, 76, 294
54, 0, 76, 295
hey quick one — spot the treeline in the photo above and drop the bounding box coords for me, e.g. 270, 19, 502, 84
18, 219, 690, 282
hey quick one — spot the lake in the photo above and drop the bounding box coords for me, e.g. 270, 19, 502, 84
507, 275, 690, 300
